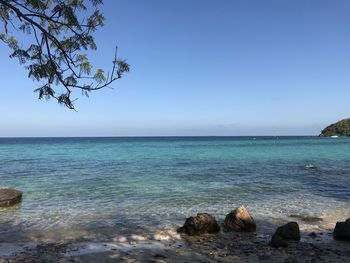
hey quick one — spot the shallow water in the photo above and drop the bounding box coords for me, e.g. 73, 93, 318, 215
0, 137, 349, 235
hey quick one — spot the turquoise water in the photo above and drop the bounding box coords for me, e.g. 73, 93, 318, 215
0, 137, 349, 234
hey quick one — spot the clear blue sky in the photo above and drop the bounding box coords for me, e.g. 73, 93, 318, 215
1, 0, 350, 136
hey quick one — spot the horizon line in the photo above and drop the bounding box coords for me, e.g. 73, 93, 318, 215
0, 135, 319, 139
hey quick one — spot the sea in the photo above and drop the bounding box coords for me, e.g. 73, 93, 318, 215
0, 136, 349, 237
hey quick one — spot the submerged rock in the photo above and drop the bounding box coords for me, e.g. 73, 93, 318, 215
177, 213, 220, 235
223, 206, 256, 232
0, 188, 22, 207
333, 218, 350, 241
289, 214, 323, 223
270, 222, 300, 248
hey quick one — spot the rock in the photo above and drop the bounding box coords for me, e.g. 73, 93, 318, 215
333, 218, 350, 241
270, 234, 288, 248
289, 214, 323, 223
270, 222, 300, 248
285, 257, 298, 263
258, 254, 271, 260
223, 206, 256, 232
309, 232, 317, 238
154, 254, 167, 259
177, 213, 220, 235
0, 188, 22, 207
275, 222, 300, 240
148, 260, 168, 263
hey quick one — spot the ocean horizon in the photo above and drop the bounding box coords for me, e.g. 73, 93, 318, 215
0, 135, 318, 138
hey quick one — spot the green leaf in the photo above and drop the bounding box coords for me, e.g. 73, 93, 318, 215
93, 69, 106, 82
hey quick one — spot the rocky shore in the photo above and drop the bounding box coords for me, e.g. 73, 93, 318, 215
1, 228, 349, 263
1, 206, 349, 263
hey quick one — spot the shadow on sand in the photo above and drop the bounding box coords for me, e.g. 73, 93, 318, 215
1, 213, 349, 263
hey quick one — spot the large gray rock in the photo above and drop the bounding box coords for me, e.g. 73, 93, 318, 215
177, 213, 220, 235
333, 218, 350, 241
0, 188, 22, 207
224, 206, 256, 232
270, 222, 300, 248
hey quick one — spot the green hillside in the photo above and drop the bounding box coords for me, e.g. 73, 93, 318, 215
320, 118, 350, 137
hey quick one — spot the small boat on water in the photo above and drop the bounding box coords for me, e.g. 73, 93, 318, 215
330, 135, 339, 138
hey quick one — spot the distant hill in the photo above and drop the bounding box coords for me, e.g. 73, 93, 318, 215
320, 118, 350, 137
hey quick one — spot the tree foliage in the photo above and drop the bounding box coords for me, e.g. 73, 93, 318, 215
320, 118, 350, 137
0, 0, 130, 109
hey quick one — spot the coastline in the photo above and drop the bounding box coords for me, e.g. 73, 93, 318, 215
1, 215, 349, 263
1, 137, 350, 262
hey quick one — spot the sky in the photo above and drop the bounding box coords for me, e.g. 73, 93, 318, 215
1, 0, 350, 137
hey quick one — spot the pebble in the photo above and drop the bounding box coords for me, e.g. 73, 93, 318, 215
154, 253, 167, 259
284, 257, 298, 263
309, 232, 317, 238
258, 254, 271, 260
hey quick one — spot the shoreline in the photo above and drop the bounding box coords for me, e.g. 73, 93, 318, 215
1, 218, 349, 263
1, 136, 350, 262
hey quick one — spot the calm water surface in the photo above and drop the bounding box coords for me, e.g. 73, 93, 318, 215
0, 137, 349, 234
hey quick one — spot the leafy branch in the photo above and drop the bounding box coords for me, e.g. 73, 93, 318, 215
0, 0, 130, 109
